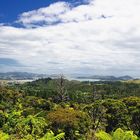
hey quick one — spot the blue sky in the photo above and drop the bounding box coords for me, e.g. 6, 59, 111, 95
0, 0, 57, 23
0, 0, 140, 77
0, 0, 87, 23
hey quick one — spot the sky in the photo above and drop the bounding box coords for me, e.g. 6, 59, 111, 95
0, 0, 140, 77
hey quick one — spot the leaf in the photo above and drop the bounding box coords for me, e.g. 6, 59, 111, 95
122, 131, 138, 140
54, 132, 65, 140
112, 128, 124, 140
39, 131, 65, 140
95, 131, 112, 140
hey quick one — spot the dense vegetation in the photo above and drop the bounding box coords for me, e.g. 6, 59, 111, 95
0, 77, 140, 139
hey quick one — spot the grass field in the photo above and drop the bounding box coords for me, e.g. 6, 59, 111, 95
123, 79, 140, 84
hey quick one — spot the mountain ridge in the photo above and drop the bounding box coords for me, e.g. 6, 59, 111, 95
0, 72, 134, 81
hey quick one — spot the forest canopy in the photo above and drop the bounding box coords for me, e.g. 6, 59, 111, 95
0, 78, 140, 139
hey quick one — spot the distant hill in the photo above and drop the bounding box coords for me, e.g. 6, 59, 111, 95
0, 72, 134, 81
0, 72, 47, 80
77, 75, 133, 81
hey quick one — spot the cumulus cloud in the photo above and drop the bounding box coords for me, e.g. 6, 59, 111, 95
0, 0, 140, 76
17, 2, 71, 27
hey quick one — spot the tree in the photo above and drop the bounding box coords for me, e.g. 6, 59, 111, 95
15, 114, 48, 139
55, 75, 68, 102
47, 107, 91, 139
84, 101, 107, 132
92, 84, 97, 102
102, 99, 130, 132
122, 97, 140, 136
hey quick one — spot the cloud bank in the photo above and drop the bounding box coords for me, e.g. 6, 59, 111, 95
0, 0, 140, 76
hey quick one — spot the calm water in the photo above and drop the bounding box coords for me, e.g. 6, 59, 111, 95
69, 78, 101, 82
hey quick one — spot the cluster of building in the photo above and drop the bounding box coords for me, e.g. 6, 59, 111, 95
0, 80, 33, 86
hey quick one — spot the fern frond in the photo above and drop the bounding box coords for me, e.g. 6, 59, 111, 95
54, 132, 65, 140
95, 131, 112, 140
112, 128, 124, 140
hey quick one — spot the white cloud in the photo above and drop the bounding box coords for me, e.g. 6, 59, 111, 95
1, 0, 140, 76
17, 2, 70, 27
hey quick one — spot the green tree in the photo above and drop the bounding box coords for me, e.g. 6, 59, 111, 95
122, 97, 140, 136
102, 99, 130, 132
48, 107, 91, 140
15, 114, 48, 139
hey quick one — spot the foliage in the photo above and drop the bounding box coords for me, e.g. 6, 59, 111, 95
95, 128, 139, 140
83, 101, 107, 131
2, 109, 22, 134
1, 79, 140, 139
39, 130, 65, 140
0, 131, 9, 140
102, 99, 130, 132
122, 97, 140, 135
48, 107, 91, 139
15, 114, 48, 139
0, 110, 6, 127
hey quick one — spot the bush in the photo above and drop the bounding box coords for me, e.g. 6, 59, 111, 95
48, 107, 91, 139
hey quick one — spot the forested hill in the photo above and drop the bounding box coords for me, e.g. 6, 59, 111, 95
18, 78, 140, 101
